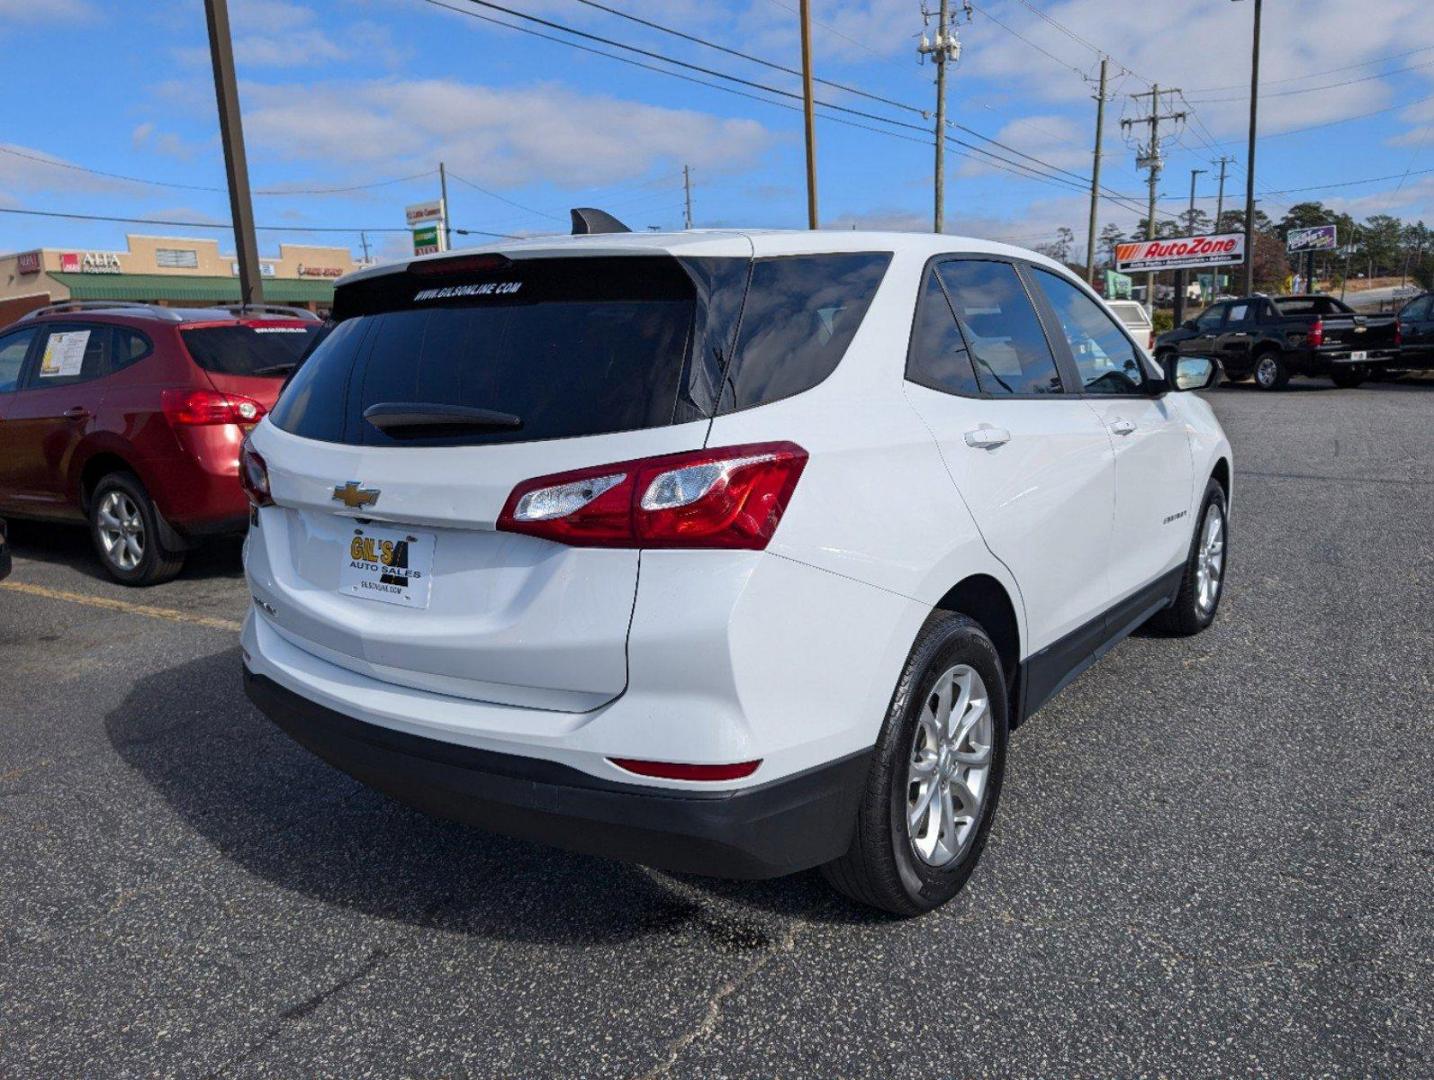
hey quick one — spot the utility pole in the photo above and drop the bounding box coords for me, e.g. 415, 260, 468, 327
204, 0, 262, 307
798, 0, 819, 229
359, 231, 370, 264
917, 2, 968, 233
1214, 154, 1235, 229
1085, 57, 1109, 284
683, 165, 694, 230
1121, 85, 1185, 315
439, 161, 452, 251
1237, 0, 1263, 295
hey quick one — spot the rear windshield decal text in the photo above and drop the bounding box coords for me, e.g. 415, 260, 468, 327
413, 281, 523, 302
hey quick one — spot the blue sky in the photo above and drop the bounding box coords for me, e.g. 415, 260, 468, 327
3, 0, 1433, 265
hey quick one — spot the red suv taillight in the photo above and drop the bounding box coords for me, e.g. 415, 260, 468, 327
1308, 318, 1324, 348
239, 440, 273, 507
162, 388, 266, 426
497, 441, 809, 550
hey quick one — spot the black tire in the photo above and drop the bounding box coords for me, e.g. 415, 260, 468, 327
822, 612, 1008, 917
88, 472, 185, 587
1253, 350, 1289, 391
1330, 366, 1367, 388
1149, 479, 1228, 636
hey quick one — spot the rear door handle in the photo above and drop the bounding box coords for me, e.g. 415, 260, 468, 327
1109, 418, 1137, 436
63, 406, 92, 421
964, 426, 1011, 449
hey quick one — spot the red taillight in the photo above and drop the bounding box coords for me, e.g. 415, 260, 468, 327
1148, 330, 1155, 351
497, 441, 809, 550
610, 758, 761, 781
1308, 318, 1324, 348
162, 388, 266, 426
239, 441, 273, 507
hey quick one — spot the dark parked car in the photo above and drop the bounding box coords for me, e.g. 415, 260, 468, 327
1155, 294, 1400, 390
1395, 292, 1434, 371
0, 301, 321, 585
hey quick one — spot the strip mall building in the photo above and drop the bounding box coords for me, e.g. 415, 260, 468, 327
0, 234, 363, 325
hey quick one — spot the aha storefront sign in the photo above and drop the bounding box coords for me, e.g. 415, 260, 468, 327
1114, 233, 1245, 274
60, 251, 123, 274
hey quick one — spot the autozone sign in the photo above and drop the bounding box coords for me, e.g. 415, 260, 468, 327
1115, 233, 1245, 273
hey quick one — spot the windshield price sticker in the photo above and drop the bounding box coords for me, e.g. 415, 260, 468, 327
38, 330, 91, 378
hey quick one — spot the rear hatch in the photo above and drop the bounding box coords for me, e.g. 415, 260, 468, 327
1316, 313, 1398, 353
249, 253, 743, 711
181, 318, 324, 412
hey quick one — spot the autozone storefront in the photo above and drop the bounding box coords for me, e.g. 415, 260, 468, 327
0, 234, 360, 326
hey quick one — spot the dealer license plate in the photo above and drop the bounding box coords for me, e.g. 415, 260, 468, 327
339, 525, 435, 609
1350, 351, 1368, 361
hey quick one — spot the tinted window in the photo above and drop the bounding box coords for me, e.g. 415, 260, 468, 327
1399, 296, 1430, 320
26, 324, 109, 388
269, 318, 366, 444
181, 323, 321, 376
1032, 269, 1148, 395
111, 327, 152, 370
1194, 304, 1226, 332
906, 266, 980, 396
719, 252, 891, 413
0, 328, 37, 392
1273, 297, 1347, 317
278, 257, 700, 447
936, 261, 1062, 395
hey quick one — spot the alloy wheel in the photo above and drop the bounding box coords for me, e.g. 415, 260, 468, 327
906, 664, 994, 867
97, 490, 146, 572
1195, 502, 1225, 615
1256, 356, 1277, 387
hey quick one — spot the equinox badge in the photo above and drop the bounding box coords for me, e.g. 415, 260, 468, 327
332, 481, 380, 510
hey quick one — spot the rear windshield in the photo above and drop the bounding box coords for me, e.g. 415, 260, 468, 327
271, 251, 890, 447
1273, 297, 1350, 317
181, 323, 321, 376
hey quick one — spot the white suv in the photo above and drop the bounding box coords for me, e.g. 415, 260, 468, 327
240, 230, 1231, 916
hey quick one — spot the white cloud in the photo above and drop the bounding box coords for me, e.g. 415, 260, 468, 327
240, 78, 774, 189
957, 114, 1088, 178
0, 143, 133, 204
0, 0, 94, 21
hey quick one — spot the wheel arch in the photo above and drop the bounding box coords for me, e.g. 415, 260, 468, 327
931, 574, 1021, 711
77, 450, 141, 513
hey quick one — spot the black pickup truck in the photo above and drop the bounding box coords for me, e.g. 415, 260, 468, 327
1155, 294, 1400, 390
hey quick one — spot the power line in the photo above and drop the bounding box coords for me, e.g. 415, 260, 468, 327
966, 2, 1086, 79
1187, 43, 1434, 93
0, 146, 437, 197
445, 170, 565, 221
433, 0, 1163, 217
0, 204, 523, 238
1186, 57, 1434, 103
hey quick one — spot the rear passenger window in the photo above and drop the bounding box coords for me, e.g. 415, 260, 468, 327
111, 328, 152, 370
906, 266, 980, 396
26, 324, 109, 388
718, 252, 891, 413
1030, 268, 1148, 395
269, 317, 366, 444
936, 261, 1062, 395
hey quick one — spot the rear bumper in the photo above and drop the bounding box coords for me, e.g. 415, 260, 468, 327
243, 668, 871, 879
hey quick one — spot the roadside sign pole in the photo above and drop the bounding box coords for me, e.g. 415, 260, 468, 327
203, 0, 263, 307
1240, 0, 1263, 296
439, 162, 452, 252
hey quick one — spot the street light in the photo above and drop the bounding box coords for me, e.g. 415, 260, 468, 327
1233, 0, 1262, 296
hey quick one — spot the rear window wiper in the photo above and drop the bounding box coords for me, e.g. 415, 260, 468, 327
363, 402, 524, 438
251, 362, 298, 377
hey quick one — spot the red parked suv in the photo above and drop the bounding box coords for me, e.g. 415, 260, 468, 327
0, 301, 322, 585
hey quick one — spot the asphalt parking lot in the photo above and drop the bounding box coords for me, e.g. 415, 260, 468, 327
1, 378, 1430, 1079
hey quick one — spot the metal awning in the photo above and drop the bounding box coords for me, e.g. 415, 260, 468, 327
49, 273, 335, 304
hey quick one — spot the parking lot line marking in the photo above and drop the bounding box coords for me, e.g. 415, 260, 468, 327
0, 581, 243, 633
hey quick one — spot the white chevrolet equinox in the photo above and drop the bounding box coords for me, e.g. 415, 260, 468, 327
240, 228, 1232, 916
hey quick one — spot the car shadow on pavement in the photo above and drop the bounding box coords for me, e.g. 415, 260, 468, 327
5, 520, 245, 584
104, 648, 869, 947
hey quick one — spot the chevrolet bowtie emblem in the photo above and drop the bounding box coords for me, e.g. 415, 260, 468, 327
332, 481, 380, 509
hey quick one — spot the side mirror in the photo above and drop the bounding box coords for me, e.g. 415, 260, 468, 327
1172, 356, 1218, 392
1182, 319, 1198, 331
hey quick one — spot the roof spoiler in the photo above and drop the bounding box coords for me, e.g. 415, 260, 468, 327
570, 208, 631, 235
